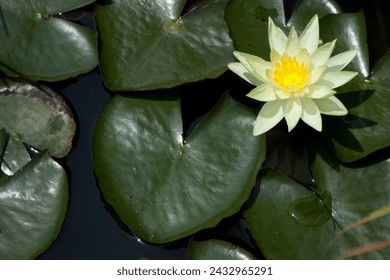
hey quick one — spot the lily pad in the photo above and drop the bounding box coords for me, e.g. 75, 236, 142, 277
188, 239, 256, 260
0, 79, 76, 158
225, 0, 341, 58
225, 0, 285, 58
0, 0, 97, 81
93, 93, 265, 243
95, 0, 234, 90
287, 0, 342, 33
319, 13, 390, 162
244, 136, 390, 259
0, 133, 68, 259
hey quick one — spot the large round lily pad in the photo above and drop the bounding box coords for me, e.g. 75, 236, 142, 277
93, 93, 265, 243
0, 79, 76, 158
0, 0, 97, 81
95, 0, 234, 90
0, 132, 68, 259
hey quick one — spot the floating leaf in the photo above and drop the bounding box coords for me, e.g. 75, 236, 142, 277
95, 0, 234, 90
244, 136, 390, 259
0, 134, 68, 259
93, 93, 265, 243
0, 0, 97, 81
319, 13, 390, 162
188, 239, 256, 260
225, 0, 285, 58
287, 0, 342, 32
0, 79, 76, 158
225, 0, 341, 58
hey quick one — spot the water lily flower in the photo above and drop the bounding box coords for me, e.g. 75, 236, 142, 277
228, 15, 358, 135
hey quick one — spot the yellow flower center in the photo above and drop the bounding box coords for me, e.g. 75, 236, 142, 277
273, 55, 308, 93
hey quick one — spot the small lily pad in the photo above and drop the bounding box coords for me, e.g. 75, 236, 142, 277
0, 133, 68, 259
0, 79, 76, 158
188, 239, 256, 260
0, 0, 97, 81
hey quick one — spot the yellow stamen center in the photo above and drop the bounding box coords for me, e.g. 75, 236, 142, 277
273, 55, 308, 93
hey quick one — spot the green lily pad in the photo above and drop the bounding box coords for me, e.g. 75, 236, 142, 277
0, 79, 76, 158
0, 0, 97, 81
95, 0, 234, 90
188, 239, 256, 260
0, 133, 68, 259
225, 0, 285, 58
244, 136, 390, 259
93, 93, 265, 243
287, 0, 342, 33
225, 0, 341, 58
319, 13, 390, 162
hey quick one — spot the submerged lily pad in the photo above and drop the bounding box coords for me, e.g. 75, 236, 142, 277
188, 239, 256, 260
0, 133, 68, 259
0, 0, 97, 81
95, 0, 234, 90
1, 135, 31, 176
0, 79, 76, 158
93, 93, 265, 243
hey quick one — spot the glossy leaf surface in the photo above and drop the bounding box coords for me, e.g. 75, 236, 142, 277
225, 0, 341, 58
244, 139, 390, 259
0, 0, 97, 81
0, 136, 68, 259
0, 79, 76, 158
93, 93, 265, 243
320, 13, 390, 162
95, 0, 234, 90
188, 239, 256, 260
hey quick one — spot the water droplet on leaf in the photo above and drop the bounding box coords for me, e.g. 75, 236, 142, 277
288, 190, 332, 227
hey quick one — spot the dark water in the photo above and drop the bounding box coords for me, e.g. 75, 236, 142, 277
38, 71, 194, 260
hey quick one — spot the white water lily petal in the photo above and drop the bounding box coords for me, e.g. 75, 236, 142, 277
227, 62, 261, 86
295, 49, 310, 65
253, 100, 285, 135
310, 40, 336, 67
309, 65, 327, 84
326, 49, 359, 72
301, 98, 322, 131
308, 85, 336, 99
318, 71, 358, 89
268, 18, 288, 55
247, 84, 276, 101
274, 88, 290, 99
270, 48, 281, 63
233, 51, 269, 84
284, 97, 302, 131
299, 15, 319, 54
245, 56, 273, 83
314, 96, 348, 115
285, 27, 301, 56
